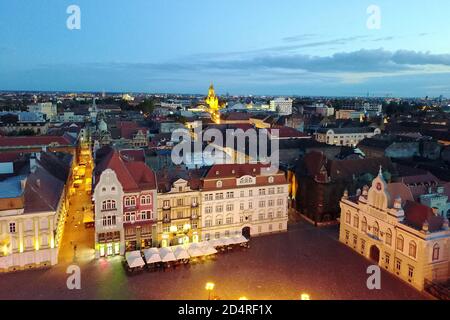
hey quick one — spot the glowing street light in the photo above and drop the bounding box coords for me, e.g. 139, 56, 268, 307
205, 282, 215, 300
300, 293, 311, 300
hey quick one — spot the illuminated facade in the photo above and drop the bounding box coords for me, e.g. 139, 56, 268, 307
156, 178, 201, 247
339, 170, 450, 290
0, 154, 70, 272
200, 163, 289, 241
205, 83, 221, 123
93, 150, 157, 258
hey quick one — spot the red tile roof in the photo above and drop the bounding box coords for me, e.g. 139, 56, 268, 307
403, 200, 444, 232
0, 135, 73, 147
95, 150, 156, 192
119, 149, 145, 162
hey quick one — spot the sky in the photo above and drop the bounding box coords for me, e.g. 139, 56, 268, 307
1, 0, 450, 97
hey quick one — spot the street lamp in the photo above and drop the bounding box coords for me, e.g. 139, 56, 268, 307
300, 293, 311, 300
205, 282, 215, 300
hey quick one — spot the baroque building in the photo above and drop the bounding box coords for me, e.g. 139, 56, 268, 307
339, 169, 450, 290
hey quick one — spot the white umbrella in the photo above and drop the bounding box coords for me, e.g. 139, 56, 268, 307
208, 239, 224, 247
143, 248, 162, 264
159, 247, 177, 262
222, 237, 234, 246
172, 245, 190, 260
202, 244, 218, 256
231, 235, 249, 244
187, 243, 204, 258
125, 251, 145, 268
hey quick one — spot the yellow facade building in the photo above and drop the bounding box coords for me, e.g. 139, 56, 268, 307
339, 170, 450, 290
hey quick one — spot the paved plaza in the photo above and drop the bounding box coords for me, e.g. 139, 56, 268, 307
0, 220, 428, 300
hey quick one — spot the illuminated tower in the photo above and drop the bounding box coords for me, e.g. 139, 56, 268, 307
205, 83, 221, 123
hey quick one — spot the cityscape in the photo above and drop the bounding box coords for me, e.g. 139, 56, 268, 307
0, 1, 450, 304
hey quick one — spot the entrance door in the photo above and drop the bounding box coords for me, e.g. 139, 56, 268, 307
242, 227, 251, 239
369, 245, 380, 264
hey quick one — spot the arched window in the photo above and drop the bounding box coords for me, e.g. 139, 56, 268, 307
353, 215, 359, 229
396, 235, 404, 251
216, 180, 222, 188
345, 211, 351, 224
362, 217, 367, 232
432, 244, 440, 261
373, 222, 379, 238
409, 241, 417, 258
385, 228, 392, 246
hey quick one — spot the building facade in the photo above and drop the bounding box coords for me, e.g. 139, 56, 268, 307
315, 127, 381, 147
339, 171, 450, 290
201, 163, 289, 241
270, 98, 293, 116
93, 150, 157, 258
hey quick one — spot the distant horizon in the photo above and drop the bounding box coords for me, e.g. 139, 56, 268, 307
1, 1, 450, 97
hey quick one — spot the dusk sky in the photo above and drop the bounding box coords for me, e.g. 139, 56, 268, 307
1, 0, 450, 96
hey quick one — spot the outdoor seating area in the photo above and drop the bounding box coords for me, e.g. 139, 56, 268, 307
124, 236, 250, 273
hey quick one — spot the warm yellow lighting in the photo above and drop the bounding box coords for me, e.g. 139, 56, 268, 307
50, 237, 55, 249
19, 242, 24, 253
35, 240, 39, 251
183, 224, 191, 231
205, 282, 215, 291
239, 296, 248, 300
2, 244, 8, 256
300, 293, 311, 300
170, 225, 178, 233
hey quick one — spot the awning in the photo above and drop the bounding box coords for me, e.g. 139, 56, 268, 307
231, 235, 249, 244
143, 248, 161, 264
159, 247, 177, 262
198, 241, 218, 256
172, 245, 190, 260
222, 237, 235, 246
186, 243, 204, 258
208, 239, 225, 247
125, 251, 145, 268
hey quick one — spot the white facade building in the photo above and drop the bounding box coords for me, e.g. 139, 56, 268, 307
200, 163, 289, 241
270, 98, 293, 116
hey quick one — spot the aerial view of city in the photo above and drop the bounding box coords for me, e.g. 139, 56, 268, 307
0, 0, 449, 311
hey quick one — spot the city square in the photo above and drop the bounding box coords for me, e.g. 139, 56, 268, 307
0, 221, 427, 300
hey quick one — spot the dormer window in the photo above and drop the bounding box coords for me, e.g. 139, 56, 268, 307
216, 180, 223, 188
268, 176, 274, 183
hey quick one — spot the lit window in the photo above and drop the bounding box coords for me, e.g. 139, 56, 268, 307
432, 244, 440, 261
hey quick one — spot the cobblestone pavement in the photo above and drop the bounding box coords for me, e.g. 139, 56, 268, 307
0, 221, 428, 300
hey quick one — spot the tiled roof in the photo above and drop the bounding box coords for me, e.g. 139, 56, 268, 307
403, 200, 444, 232
0, 135, 73, 147
95, 149, 156, 192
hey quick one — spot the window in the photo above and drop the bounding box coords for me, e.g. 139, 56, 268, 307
249, 190, 253, 197
240, 191, 245, 198
205, 217, 212, 228
396, 235, 404, 251
124, 212, 135, 222
259, 213, 265, 221
9, 222, 16, 233
216, 205, 223, 213
353, 215, 359, 229
177, 211, 183, 219
409, 241, 417, 258
362, 217, 367, 232
277, 199, 284, 206
125, 197, 136, 207
353, 234, 357, 247
361, 239, 366, 253
268, 211, 273, 219
395, 259, 402, 273
277, 187, 284, 193
408, 266, 414, 281
268, 200, 274, 207
163, 200, 170, 208
345, 230, 350, 243
215, 193, 223, 200
204, 233, 210, 241
215, 216, 223, 225
240, 203, 244, 210
141, 195, 152, 205
204, 194, 213, 201
268, 176, 274, 183
248, 201, 253, 209
259, 189, 266, 196
385, 229, 392, 246
259, 201, 265, 208
177, 198, 183, 206
102, 200, 116, 211
226, 192, 234, 199
103, 215, 116, 226
226, 204, 234, 212
385, 253, 390, 266
432, 244, 440, 261
226, 216, 233, 224
215, 232, 220, 239
279, 223, 283, 230
216, 181, 222, 188
240, 215, 244, 223
205, 206, 213, 214
345, 212, 351, 224
373, 222, 379, 238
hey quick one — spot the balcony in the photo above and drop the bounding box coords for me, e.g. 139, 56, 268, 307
163, 217, 171, 223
